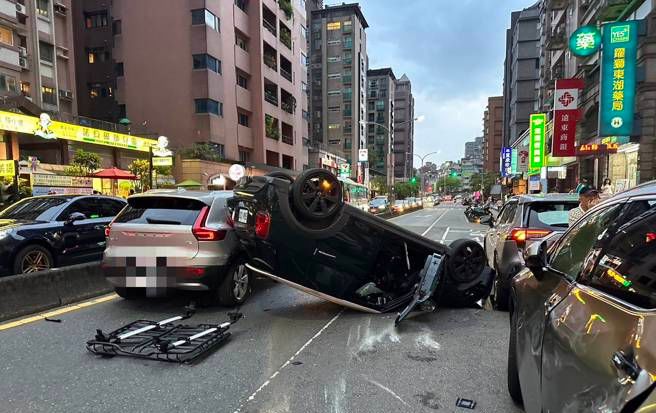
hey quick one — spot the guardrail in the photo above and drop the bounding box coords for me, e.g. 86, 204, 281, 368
0, 262, 112, 322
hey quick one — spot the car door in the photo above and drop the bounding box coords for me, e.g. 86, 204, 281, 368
486, 201, 516, 267
514, 203, 624, 413
56, 197, 104, 264
540, 198, 656, 412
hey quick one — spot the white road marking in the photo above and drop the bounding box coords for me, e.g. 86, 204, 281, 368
441, 227, 450, 242
232, 310, 344, 413
364, 376, 411, 408
421, 209, 449, 237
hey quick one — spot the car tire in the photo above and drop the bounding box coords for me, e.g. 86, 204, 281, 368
213, 261, 251, 306
291, 169, 343, 221
508, 303, 523, 406
114, 287, 142, 300
446, 239, 485, 283
492, 255, 511, 311
13, 244, 53, 274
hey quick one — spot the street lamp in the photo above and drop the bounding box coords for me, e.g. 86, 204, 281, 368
412, 151, 438, 198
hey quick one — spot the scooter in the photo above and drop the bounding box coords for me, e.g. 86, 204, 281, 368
464, 204, 491, 223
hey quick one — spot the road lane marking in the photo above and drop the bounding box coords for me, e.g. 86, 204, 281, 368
0, 293, 118, 331
421, 209, 449, 237
232, 309, 344, 413
441, 227, 450, 242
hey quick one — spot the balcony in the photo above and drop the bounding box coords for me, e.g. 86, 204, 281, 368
0, 46, 20, 67
281, 122, 293, 145
599, 0, 632, 21
281, 89, 295, 114
279, 22, 291, 50
264, 78, 278, 106
280, 55, 292, 82
545, 0, 567, 10
546, 25, 566, 51
265, 114, 280, 140
262, 5, 276, 36
263, 42, 277, 71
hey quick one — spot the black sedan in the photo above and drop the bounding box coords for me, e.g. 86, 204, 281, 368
0, 195, 126, 275
228, 169, 492, 324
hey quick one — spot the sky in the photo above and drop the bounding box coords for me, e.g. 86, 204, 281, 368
326, 0, 532, 167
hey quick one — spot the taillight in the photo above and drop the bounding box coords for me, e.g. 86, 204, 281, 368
184, 267, 206, 278
193, 206, 227, 241
508, 228, 552, 248
104, 224, 111, 238
255, 211, 271, 239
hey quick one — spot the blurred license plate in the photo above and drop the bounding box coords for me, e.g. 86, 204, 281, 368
238, 208, 248, 223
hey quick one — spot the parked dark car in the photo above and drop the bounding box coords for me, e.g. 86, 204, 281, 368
227, 169, 493, 324
482, 194, 579, 310
368, 198, 389, 214
508, 182, 656, 412
0, 194, 126, 275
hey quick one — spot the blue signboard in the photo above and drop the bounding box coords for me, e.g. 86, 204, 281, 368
501, 147, 512, 177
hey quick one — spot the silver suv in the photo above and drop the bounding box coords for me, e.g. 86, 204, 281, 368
102, 190, 249, 306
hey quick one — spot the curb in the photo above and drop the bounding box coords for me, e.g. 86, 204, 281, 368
0, 262, 111, 322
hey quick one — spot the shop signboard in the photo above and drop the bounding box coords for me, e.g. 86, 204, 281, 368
601, 135, 631, 145
553, 78, 584, 157
0, 160, 15, 177
529, 114, 547, 169
31, 173, 93, 196
599, 20, 638, 137
569, 26, 602, 57
339, 163, 350, 178
501, 147, 512, 177
576, 143, 619, 156
528, 175, 541, 192
152, 156, 173, 166
0, 111, 157, 152
511, 149, 518, 174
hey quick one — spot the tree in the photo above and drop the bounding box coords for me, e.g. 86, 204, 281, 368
180, 143, 224, 162
393, 181, 419, 199
63, 149, 101, 176
128, 159, 150, 191
469, 172, 499, 195
369, 176, 388, 195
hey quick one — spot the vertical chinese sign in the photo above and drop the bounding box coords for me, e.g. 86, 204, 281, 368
599, 20, 638, 136
552, 79, 584, 157
511, 149, 518, 174
501, 147, 512, 177
529, 114, 547, 170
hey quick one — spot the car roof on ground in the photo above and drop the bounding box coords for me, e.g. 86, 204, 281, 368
129, 189, 233, 205
509, 193, 580, 204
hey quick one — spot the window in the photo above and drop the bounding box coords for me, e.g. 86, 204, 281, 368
328, 105, 340, 112
327, 22, 341, 30
527, 202, 578, 229
87, 47, 110, 64
89, 83, 113, 98
343, 87, 352, 100
215, 143, 225, 159
112, 20, 122, 35
342, 74, 352, 84
238, 113, 249, 127
328, 124, 340, 129
192, 54, 221, 73
234, 0, 247, 12
367, 113, 374, 122
328, 73, 341, 79
327, 40, 341, 46
37, 0, 49, 17
327, 90, 341, 96
192, 9, 220, 31
342, 20, 352, 33
236, 34, 248, 51
20, 81, 30, 97
367, 101, 374, 111
84, 11, 108, 28
301, 81, 308, 95
344, 138, 352, 149
549, 205, 623, 278
301, 52, 308, 67
0, 26, 13, 46
194, 98, 223, 116
237, 73, 248, 89
343, 37, 352, 49
497, 202, 517, 224
41, 86, 56, 105
115, 62, 124, 77
39, 42, 53, 63
300, 24, 307, 39
327, 56, 341, 63
118, 104, 126, 119
58, 198, 99, 221
239, 150, 250, 162
99, 199, 126, 218
114, 197, 204, 226
302, 110, 309, 120
375, 100, 385, 110
0, 74, 17, 93
579, 201, 656, 308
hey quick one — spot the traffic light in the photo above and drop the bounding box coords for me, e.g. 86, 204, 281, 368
410, 177, 417, 184
450, 171, 458, 177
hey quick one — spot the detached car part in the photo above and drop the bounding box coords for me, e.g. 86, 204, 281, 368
227, 169, 493, 323
86, 310, 242, 363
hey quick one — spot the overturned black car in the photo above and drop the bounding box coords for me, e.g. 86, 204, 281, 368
227, 169, 493, 323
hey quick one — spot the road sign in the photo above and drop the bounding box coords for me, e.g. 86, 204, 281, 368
358, 149, 368, 162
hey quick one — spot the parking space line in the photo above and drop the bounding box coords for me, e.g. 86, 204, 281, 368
0, 293, 118, 331
421, 209, 449, 236
441, 227, 450, 241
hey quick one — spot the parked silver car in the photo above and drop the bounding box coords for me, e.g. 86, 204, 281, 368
482, 193, 579, 310
102, 190, 250, 306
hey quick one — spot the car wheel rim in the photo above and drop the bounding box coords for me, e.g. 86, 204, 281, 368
301, 176, 339, 216
233, 264, 249, 301
22, 251, 50, 273
451, 245, 485, 282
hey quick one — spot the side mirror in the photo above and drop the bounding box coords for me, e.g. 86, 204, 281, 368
66, 212, 87, 225
524, 240, 548, 277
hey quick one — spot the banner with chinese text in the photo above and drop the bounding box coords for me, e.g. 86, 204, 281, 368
553, 78, 584, 156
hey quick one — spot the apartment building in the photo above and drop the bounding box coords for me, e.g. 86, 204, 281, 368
0, 0, 77, 164
393, 73, 414, 181
111, 0, 308, 170
502, 2, 540, 148
71, 0, 120, 123
483, 96, 503, 174
309, 2, 368, 181
365, 67, 395, 185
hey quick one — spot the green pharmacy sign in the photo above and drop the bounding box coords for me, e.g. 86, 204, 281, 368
599, 21, 638, 137
529, 114, 547, 170
569, 26, 602, 57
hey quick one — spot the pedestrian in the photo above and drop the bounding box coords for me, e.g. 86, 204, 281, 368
601, 178, 614, 196
573, 178, 589, 194
568, 188, 600, 226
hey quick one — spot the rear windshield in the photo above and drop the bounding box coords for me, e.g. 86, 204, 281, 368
370, 199, 387, 206
114, 197, 205, 226
526, 201, 579, 228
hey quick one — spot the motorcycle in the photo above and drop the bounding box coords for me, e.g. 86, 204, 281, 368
464, 204, 492, 223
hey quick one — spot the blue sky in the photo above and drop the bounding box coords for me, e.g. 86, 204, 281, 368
326, 0, 532, 166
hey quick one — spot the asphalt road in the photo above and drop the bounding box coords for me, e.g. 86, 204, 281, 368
0, 204, 521, 413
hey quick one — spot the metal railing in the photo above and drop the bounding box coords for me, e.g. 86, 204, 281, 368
264, 91, 278, 106
281, 134, 293, 145
280, 67, 292, 82
263, 19, 276, 36
281, 100, 294, 114
52, 113, 130, 133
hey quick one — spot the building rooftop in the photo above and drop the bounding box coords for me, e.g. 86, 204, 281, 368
313, 3, 369, 28
367, 68, 396, 80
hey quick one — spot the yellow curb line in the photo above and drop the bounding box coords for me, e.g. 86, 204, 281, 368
0, 293, 119, 331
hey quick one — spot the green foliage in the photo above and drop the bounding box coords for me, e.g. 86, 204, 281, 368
469, 172, 498, 194
129, 159, 150, 191
369, 176, 388, 195
69, 149, 101, 175
154, 165, 172, 176
265, 115, 280, 140
180, 143, 224, 162
394, 181, 418, 199
280, 27, 292, 48
278, 0, 293, 19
